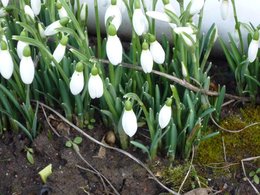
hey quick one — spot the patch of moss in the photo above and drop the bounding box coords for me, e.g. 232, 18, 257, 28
196, 105, 260, 165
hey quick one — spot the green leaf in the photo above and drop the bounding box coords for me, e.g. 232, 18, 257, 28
256, 168, 260, 174
65, 141, 72, 148
73, 136, 83, 145
253, 175, 259, 184
26, 151, 34, 165
130, 141, 150, 159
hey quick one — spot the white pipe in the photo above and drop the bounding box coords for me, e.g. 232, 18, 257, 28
81, 0, 260, 52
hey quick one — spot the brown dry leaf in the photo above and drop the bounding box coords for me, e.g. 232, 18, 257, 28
184, 188, 210, 195
94, 137, 106, 159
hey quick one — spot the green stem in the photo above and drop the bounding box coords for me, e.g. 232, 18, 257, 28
231, 0, 244, 54
94, 0, 102, 58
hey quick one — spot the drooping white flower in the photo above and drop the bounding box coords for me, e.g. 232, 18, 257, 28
88, 66, 103, 99
106, 24, 123, 65
52, 36, 68, 66
181, 62, 188, 78
122, 100, 138, 137
57, 1, 68, 19
158, 98, 172, 129
69, 62, 84, 95
104, 0, 122, 30
38, 23, 46, 39
17, 31, 28, 59
80, 3, 87, 22
1, 0, 9, 7
19, 46, 35, 84
44, 17, 69, 36
248, 31, 259, 63
173, 26, 196, 47
189, 0, 204, 15
220, 0, 230, 20
31, 0, 41, 16
140, 42, 153, 73
0, 41, 13, 80
149, 35, 165, 64
132, 0, 148, 36
24, 5, 35, 21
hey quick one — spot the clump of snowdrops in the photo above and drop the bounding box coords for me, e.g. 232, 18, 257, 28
0, 0, 256, 160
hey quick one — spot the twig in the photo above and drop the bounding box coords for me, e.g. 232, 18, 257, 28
37, 101, 179, 195
178, 146, 195, 194
205, 162, 239, 169
222, 137, 227, 162
210, 115, 260, 133
98, 59, 252, 102
241, 156, 260, 195
75, 150, 119, 195
41, 104, 61, 137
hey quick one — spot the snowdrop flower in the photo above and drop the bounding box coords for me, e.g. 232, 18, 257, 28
88, 66, 104, 99
106, 24, 123, 65
17, 31, 28, 59
173, 26, 196, 47
140, 42, 153, 73
220, 0, 230, 20
149, 35, 165, 64
1, 0, 9, 7
31, 0, 41, 16
38, 23, 46, 39
80, 3, 87, 22
24, 5, 35, 21
189, 0, 204, 15
181, 62, 188, 78
146, 11, 170, 23
52, 36, 68, 66
104, 0, 122, 30
44, 17, 69, 36
158, 98, 172, 129
0, 41, 13, 79
132, 0, 148, 36
69, 62, 84, 95
57, 1, 68, 19
248, 31, 259, 63
122, 100, 138, 137
20, 46, 35, 84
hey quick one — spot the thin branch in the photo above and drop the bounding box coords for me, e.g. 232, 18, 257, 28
98, 59, 252, 102
178, 146, 195, 194
210, 115, 260, 133
37, 101, 179, 195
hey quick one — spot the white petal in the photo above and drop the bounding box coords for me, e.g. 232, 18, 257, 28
38, 23, 46, 39
122, 110, 138, 137
164, 3, 176, 13
1, 0, 9, 7
0, 50, 13, 79
69, 71, 84, 95
150, 41, 165, 64
31, 0, 41, 15
44, 21, 61, 36
174, 26, 193, 35
220, 0, 229, 20
24, 5, 35, 21
248, 39, 259, 62
146, 11, 170, 23
117, 0, 126, 14
158, 105, 171, 129
80, 3, 87, 21
133, 9, 148, 36
105, 5, 122, 30
58, 7, 68, 19
17, 41, 28, 59
140, 49, 153, 73
189, 0, 204, 15
106, 35, 123, 65
174, 27, 196, 46
19, 56, 35, 84
52, 43, 66, 65
88, 74, 103, 99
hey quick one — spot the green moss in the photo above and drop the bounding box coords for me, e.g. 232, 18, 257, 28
196, 105, 260, 165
